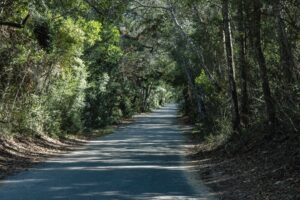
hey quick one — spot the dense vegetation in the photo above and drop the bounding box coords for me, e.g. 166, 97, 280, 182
0, 0, 174, 137
0, 0, 299, 146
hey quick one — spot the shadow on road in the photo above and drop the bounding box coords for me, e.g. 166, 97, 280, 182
0, 104, 217, 200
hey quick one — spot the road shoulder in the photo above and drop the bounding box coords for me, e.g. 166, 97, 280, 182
179, 116, 300, 200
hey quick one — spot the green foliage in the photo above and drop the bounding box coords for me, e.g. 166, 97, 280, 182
78, 18, 102, 46
53, 18, 85, 57
2, 0, 298, 145
195, 70, 213, 93
106, 44, 123, 63
0, 0, 133, 137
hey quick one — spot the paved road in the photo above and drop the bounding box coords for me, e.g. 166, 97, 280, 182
0, 104, 216, 200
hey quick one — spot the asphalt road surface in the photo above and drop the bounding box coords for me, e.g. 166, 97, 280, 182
0, 104, 217, 200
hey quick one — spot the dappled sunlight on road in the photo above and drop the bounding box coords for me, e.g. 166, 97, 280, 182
0, 104, 217, 200
0, 179, 46, 185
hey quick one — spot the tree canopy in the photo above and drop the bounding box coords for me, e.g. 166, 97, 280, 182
0, 0, 299, 140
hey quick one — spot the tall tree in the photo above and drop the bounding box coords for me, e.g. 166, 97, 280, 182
236, 0, 250, 126
222, 0, 241, 132
251, 0, 276, 128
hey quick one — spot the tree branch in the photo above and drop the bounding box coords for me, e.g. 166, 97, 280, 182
83, 0, 104, 16
0, 13, 30, 28
132, 0, 170, 10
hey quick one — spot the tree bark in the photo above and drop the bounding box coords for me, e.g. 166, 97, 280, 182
252, 0, 276, 127
222, 0, 241, 133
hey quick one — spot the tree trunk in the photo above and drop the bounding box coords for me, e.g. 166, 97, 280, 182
237, 0, 250, 126
252, 0, 276, 127
182, 58, 206, 120
222, 0, 241, 133
273, 0, 296, 83
169, 5, 215, 84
